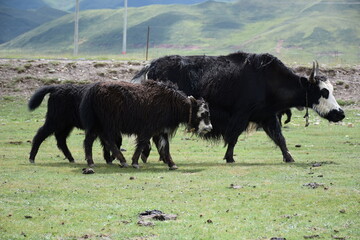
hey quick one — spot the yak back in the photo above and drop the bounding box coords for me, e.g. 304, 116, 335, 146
147, 52, 299, 116
80, 80, 191, 137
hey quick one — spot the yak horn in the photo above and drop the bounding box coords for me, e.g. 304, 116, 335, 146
315, 60, 319, 76
309, 61, 316, 84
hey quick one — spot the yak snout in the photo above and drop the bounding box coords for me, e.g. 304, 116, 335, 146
326, 108, 345, 122
198, 120, 213, 135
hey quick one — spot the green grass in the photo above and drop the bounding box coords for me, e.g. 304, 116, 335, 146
0, 99, 359, 240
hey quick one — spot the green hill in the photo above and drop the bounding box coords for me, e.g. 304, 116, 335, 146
0, 0, 46, 10
42, 0, 234, 11
1, 0, 359, 63
0, 6, 67, 44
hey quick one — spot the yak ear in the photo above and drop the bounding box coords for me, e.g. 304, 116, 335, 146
300, 77, 309, 88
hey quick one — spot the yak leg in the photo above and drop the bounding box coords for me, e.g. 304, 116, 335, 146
261, 115, 294, 163
29, 122, 55, 163
223, 114, 250, 163
104, 136, 128, 168
152, 134, 167, 163
100, 138, 111, 164
96, 130, 127, 167
140, 140, 152, 163
112, 137, 123, 162
131, 137, 151, 169
157, 134, 177, 170
101, 136, 122, 164
224, 142, 236, 163
55, 127, 75, 163
84, 130, 98, 167
284, 109, 292, 124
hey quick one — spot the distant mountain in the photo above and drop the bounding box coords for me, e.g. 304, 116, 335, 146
1, 0, 358, 63
73, 0, 235, 10
0, 0, 47, 10
0, 6, 67, 44
1, 0, 235, 11
79, 0, 209, 10
43, 0, 235, 11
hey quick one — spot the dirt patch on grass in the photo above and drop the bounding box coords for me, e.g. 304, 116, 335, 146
0, 58, 146, 99
0, 58, 359, 108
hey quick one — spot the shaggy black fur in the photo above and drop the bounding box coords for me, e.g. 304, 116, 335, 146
132, 51, 344, 163
28, 84, 117, 164
80, 80, 211, 170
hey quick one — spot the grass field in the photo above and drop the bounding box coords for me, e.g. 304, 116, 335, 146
0, 98, 359, 240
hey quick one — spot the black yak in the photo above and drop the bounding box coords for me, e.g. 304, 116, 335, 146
28, 84, 118, 164
80, 80, 212, 170
132, 52, 345, 163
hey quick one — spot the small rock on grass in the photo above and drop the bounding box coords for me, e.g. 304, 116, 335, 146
304, 235, 320, 239
303, 182, 324, 189
138, 209, 177, 225
229, 184, 243, 189
312, 162, 322, 167
137, 220, 155, 227
331, 236, 346, 240
82, 168, 95, 174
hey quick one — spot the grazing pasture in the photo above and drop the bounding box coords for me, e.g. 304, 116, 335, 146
0, 98, 359, 240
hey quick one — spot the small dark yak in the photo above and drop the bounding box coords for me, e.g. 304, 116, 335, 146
79, 80, 212, 170
132, 52, 345, 163
28, 84, 116, 164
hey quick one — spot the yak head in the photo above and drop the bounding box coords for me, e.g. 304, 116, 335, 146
306, 61, 345, 122
188, 96, 213, 135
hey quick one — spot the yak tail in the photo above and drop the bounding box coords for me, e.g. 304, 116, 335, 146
79, 84, 97, 131
28, 86, 57, 111
131, 64, 150, 83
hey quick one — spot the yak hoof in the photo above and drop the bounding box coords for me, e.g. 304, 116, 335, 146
283, 152, 295, 163
225, 159, 235, 163
284, 157, 295, 163
69, 160, 75, 163
88, 163, 95, 168
29, 159, 35, 164
119, 162, 129, 168
132, 164, 140, 169
224, 156, 235, 163
106, 161, 113, 165
169, 165, 178, 170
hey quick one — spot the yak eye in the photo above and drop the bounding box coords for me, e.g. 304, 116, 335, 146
320, 88, 329, 99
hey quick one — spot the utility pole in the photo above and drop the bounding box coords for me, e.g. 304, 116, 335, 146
122, 0, 128, 54
73, 0, 79, 56
146, 26, 150, 60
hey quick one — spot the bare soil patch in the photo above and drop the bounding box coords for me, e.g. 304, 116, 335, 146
0, 58, 359, 108
0, 58, 145, 98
